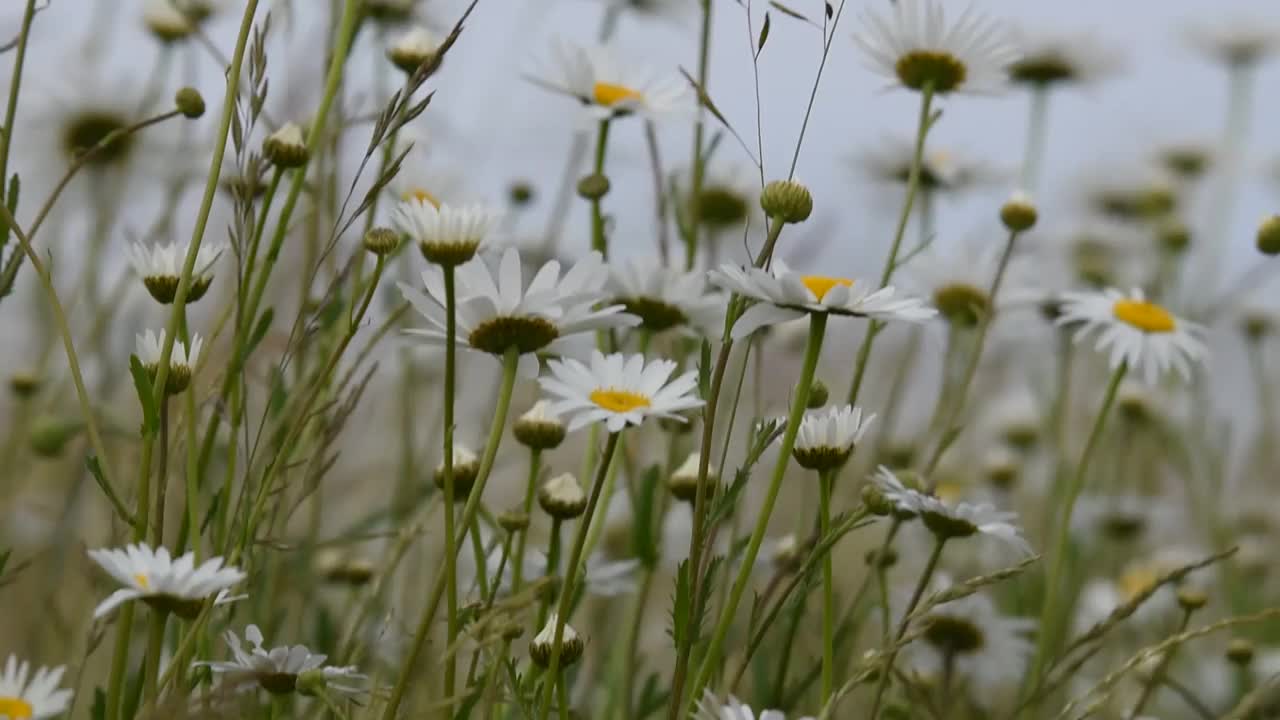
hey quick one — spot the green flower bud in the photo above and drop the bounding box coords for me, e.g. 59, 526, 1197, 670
760, 179, 813, 224
174, 87, 206, 119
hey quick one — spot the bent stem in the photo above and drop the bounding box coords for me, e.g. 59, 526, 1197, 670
536, 432, 624, 720
1028, 361, 1127, 699
687, 311, 828, 709
868, 536, 948, 719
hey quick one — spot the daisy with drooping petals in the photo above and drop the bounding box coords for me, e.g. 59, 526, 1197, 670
870, 465, 928, 516
195, 625, 365, 696
393, 197, 502, 267
1007, 30, 1122, 88
0, 656, 72, 720
694, 690, 815, 720
709, 262, 936, 340
87, 543, 246, 619
1056, 288, 1206, 384
135, 329, 204, 395
400, 248, 639, 377
853, 0, 1020, 95
128, 239, 224, 304
914, 494, 1033, 555
792, 405, 876, 471
538, 350, 702, 432
608, 261, 725, 335
529, 38, 692, 122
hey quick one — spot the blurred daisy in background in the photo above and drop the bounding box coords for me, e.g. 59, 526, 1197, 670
694, 691, 815, 720
1056, 288, 1206, 384
1007, 29, 1123, 89
1184, 14, 1280, 67
195, 625, 365, 696
607, 261, 725, 336
528, 38, 693, 123
853, 136, 1000, 198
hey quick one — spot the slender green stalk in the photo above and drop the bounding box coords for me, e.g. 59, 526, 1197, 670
0, 0, 37, 186
380, 347, 520, 720
868, 536, 948, 719
1127, 607, 1194, 719
590, 118, 612, 257
819, 469, 836, 704
539, 517, 563, 628
441, 264, 461, 708
141, 610, 168, 709
682, 0, 714, 271
1019, 86, 1051, 192
845, 82, 936, 408
536, 432, 623, 720
512, 449, 542, 592
1028, 361, 1127, 696
687, 312, 828, 709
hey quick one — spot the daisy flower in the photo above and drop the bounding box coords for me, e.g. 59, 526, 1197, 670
538, 350, 702, 433
399, 247, 639, 377
869, 465, 929, 517
392, 198, 502, 267
608, 261, 725, 335
853, 136, 998, 195
694, 690, 815, 720
792, 405, 876, 471
195, 625, 365, 696
87, 543, 245, 619
853, 0, 1019, 95
128, 239, 224, 304
1185, 15, 1280, 67
386, 25, 441, 74
1007, 30, 1122, 88
708, 262, 936, 340
1056, 288, 1206, 384
903, 586, 1035, 701
915, 494, 1032, 555
904, 240, 1011, 327
0, 656, 72, 720
529, 38, 692, 122
135, 329, 204, 395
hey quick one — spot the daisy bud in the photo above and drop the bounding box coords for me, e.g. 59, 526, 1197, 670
860, 483, 896, 517
538, 473, 587, 520
136, 330, 202, 396
363, 226, 401, 256
296, 668, 328, 697
696, 184, 751, 229
434, 444, 480, 500
668, 452, 716, 502
318, 553, 375, 586
509, 181, 535, 207
865, 546, 897, 569
1241, 310, 1272, 343
1117, 382, 1156, 426
174, 87, 206, 119
577, 173, 611, 200
983, 448, 1020, 491
500, 622, 526, 641
263, 123, 310, 169
29, 415, 83, 458
1256, 215, 1280, 256
759, 179, 813, 224
144, 0, 196, 42
9, 371, 41, 399
497, 509, 530, 532
806, 379, 829, 409
999, 192, 1038, 232
769, 534, 802, 572
1157, 218, 1191, 254
1227, 638, 1255, 666
513, 401, 566, 450
932, 282, 990, 326
1175, 587, 1208, 611
387, 26, 440, 74
1161, 146, 1211, 180
529, 614, 585, 669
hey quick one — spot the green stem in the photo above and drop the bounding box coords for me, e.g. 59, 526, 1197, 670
380, 346, 520, 720
1127, 608, 1193, 719
682, 0, 714, 271
590, 118, 612, 258
0, 0, 37, 186
687, 311, 827, 709
1019, 86, 1051, 193
142, 610, 168, 709
539, 517, 563, 628
442, 264, 460, 709
1028, 361, 1127, 696
536, 432, 623, 720
512, 449, 542, 593
868, 536, 948, 719
819, 469, 835, 704
845, 82, 935, 408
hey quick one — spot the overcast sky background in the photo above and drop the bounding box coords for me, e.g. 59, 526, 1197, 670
3, 0, 1279, 287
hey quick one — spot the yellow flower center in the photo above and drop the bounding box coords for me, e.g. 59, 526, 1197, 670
401, 187, 441, 208
1119, 565, 1158, 601
1112, 299, 1175, 333
0, 697, 33, 718
935, 481, 965, 505
589, 388, 652, 413
800, 275, 853, 301
134, 573, 151, 590
593, 82, 642, 108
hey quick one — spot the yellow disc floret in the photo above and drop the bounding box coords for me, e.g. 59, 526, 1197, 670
590, 389, 652, 413
800, 276, 853, 302
0, 697, 33, 719
1112, 299, 1176, 333
593, 82, 642, 107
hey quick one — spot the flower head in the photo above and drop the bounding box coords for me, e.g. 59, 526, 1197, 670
530, 39, 692, 122
709, 262, 936, 339
538, 350, 702, 433
387, 25, 440, 74
529, 614, 585, 668
393, 199, 501, 266
903, 586, 1035, 700
1186, 15, 1280, 66
195, 625, 364, 696
128, 240, 223, 304
1056, 288, 1206, 384
853, 0, 1019, 95
916, 496, 1032, 554
853, 136, 998, 195
0, 656, 72, 720
608, 261, 724, 335
1007, 30, 1121, 88
792, 405, 876, 472
400, 248, 639, 377
694, 690, 815, 720
135, 329, 203, 395
87, 543, 245, 619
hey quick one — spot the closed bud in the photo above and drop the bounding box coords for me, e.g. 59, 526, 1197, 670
498, 509, 530, 532
434, 444, 480, 500
387, 26, 440, 74
30, 416, 84, 458
538, 473, 587, 519
999, 191, 1038, 232
806, 379, 829, 409
363, 226, 401, 256
668, 452, 716, 502
1157, 218, 1191, 254
1227, 638, 1255, 666
529, 613, 584, 668
1176, 587, 1208, 611
9, 372, 41, 399
760, 179, 813, 224
174, 87, 206, 118
513, 401, 566, 450
509, 181, 535, 207
1257, 215, 1280, 256
263, 123, 310, 169
861, 483, 895, 517
577, 173, 611, 200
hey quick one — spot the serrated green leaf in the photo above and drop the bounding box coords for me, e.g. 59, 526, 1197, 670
129, 355, 159, 435
670, 560, 692, 647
